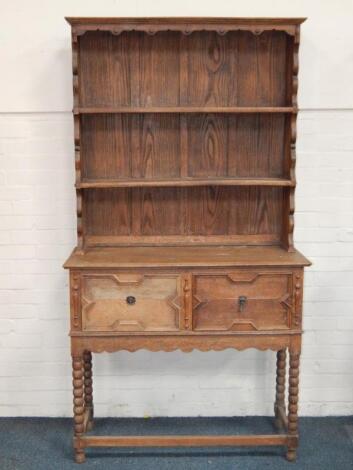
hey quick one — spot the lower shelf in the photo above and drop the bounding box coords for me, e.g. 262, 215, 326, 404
85, 234, 280, 247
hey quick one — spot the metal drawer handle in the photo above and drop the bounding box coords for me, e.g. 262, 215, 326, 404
238, 295, 247, 312
126, 296, 136, 305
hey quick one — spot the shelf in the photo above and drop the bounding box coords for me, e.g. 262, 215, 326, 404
77, 178, 295, 189
63, 245, 311, 269
85, 234, 280, 247
74, 106, 296, 115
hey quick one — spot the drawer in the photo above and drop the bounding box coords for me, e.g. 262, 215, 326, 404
81, 273, 184, 332
192, 271, 294, 331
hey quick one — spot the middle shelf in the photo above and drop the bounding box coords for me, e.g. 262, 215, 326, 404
74, 106, 296, 114
77, 178, 294, 189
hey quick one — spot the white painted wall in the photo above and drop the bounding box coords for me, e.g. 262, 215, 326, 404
0, 0, 352, 417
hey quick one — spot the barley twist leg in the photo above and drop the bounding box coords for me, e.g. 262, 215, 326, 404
274, 349, 286, 429
83, 351, 93, 431
286, 351, 300, 462
72, 354, 85, 463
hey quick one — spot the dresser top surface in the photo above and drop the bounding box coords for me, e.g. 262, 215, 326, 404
64, 246, 311, 269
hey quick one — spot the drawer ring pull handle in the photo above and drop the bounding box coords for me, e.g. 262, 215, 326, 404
126, 296, 136, 305
238, 295, 247, 312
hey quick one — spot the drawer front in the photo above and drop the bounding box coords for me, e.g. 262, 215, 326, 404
81, 273, 184, 332
192, 271, 294, 331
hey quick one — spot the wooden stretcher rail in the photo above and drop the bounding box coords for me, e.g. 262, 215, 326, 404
76, 434, 291, 448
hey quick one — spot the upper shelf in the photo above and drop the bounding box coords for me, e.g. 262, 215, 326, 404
74, 106, 296, 115
77, 178, 295, 189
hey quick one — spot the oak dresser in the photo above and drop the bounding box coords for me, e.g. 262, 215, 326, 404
63, 17, 310, 463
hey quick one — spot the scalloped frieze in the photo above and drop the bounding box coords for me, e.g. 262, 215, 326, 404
90, 344, 282, 353
72, 25, 296, 39
72, 335, 291, 354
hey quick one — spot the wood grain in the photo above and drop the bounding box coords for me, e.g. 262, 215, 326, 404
187, 113, 228, 176
79, 32, 131, 107
81, 114, 181, 180
236, 31, 287, 106
132, 114, 181, 178
187, 187, 283, 237
84, 189, 131, 237
139, 32, 180, 107
83, 187, 284, 242
81, 113, 286, 182
81, 114, 132, 179
132, 188, 184, 236
184, 32, 237, 106
78, 30, 289, 108
187, 114, 286, 177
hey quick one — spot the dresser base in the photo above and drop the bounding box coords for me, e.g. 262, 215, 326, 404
66, 247, 307, 463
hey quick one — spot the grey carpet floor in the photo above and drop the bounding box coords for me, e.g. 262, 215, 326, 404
0, 417, 352, 470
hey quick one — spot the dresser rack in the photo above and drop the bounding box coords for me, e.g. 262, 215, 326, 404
64, 17, 310, 463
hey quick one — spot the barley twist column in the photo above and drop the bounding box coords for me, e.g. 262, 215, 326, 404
83, 351, 93, 431
274, 349, 286, 429
72, 354, 85, 463
286, 351, 300, 461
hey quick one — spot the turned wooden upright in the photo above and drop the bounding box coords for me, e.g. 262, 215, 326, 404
63, 17, 310, 463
